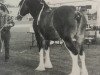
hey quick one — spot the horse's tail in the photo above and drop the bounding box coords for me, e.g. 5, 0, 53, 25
74, 11, 82, 24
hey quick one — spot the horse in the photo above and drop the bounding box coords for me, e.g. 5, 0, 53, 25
0, 3, 15, 62
17, 0, 88, 75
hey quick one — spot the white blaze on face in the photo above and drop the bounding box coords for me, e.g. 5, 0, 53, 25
44, 47, 53, 68
35, 48, 45, 71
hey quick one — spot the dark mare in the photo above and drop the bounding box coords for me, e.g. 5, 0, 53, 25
17, 0, 88, 75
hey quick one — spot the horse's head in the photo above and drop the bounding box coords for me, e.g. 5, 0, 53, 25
17, 0, 29, 21
17, 0, 49, 21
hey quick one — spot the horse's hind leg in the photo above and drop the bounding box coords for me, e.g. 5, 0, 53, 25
63, 37, 80, 75
44, 40, 53, 68
79, 46, 88, 75
77, 35, 88, 75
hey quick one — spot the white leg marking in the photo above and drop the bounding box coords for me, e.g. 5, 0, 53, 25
1, 40, 4, 52
44, 48, 53, 68
80, 52, 88, 75
35, 49, 45, 71
69, 51, 80, 75
63, 41, 80, 75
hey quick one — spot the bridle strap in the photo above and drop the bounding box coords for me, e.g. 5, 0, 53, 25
18, 14, 23, 18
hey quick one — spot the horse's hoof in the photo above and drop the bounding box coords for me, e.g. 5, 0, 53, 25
81, 69, 88, 75
69, 70, 80, 75
45, 65, 53, 69
81, 72, 88, 75
69, 73, 80, 75
45, 63, 53, 68
35, 66, 45, 71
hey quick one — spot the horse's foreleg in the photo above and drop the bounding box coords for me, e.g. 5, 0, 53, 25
44, 48, 53, 68
33, 23, 45, 71
35, 37, 45, 71
79, 45, 88, 75
44, 40, 53, 68
63, 38, 80, 75
35, 48, 45, 71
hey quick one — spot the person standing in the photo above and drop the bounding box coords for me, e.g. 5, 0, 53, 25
0, 5, 15, 62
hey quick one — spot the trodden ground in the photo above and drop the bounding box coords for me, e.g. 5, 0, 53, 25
0, 21, 100, 75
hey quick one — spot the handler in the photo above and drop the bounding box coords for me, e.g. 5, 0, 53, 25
0, 5, 15, 62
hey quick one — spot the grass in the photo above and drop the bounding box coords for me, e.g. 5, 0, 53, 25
0, 24, 100, 75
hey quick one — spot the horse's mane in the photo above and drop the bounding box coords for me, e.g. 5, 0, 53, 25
19, 0, 49, 9
19, 0, 24, 6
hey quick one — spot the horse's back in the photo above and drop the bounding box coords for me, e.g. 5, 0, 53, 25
53, 6, 78, 37
39, 6, 87, 40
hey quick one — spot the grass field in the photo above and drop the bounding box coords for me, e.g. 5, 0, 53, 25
0, 22, 100, 75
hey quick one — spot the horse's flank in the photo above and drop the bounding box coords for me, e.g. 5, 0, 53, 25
38, 6, 87, 41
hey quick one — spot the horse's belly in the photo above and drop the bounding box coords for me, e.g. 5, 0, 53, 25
44, 27, 60, 41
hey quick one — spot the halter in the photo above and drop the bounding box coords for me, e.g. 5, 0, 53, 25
18, 14, 23, 18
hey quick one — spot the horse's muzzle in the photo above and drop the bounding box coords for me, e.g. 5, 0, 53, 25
16, 15, 23, 21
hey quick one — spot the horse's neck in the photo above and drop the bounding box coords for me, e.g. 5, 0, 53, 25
30, 4, 49, 20
32, 3, 50, 22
